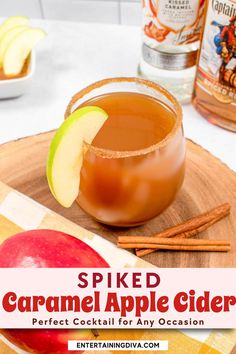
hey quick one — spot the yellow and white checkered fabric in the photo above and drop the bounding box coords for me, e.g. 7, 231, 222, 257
0, 181, 235, 354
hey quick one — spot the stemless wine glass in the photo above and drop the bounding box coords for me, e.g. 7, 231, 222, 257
65, 77, 185, 227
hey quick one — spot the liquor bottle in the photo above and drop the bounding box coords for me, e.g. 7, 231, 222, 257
138, 0, 205, 103
192, 0, 236, 132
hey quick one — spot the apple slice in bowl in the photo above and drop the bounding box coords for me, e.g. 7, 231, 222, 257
3, 28, 46, 77
0, 18, 46, 98
0, 25, 30, 68
0, 50, 35, 99
0, 50, 36, 99
0, 16, 29, 42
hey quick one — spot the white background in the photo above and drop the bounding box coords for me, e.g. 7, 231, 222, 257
1, 0, 142, 26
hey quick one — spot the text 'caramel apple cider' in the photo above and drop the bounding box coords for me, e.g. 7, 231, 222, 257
65, 78, 186, 227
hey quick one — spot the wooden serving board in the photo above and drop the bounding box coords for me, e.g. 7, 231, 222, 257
0, 131, 236, 268
1, 133, 236, 354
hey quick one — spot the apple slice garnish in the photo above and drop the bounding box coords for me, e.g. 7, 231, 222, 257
0, 16, 29, 42
0, 25, 29, 68
47, 106, 108, 208
3, 28, 46, 76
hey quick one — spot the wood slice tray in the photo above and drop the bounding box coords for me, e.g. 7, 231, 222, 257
1, 131, 236, 268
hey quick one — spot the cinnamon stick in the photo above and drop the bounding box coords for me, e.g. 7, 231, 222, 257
118, 238, 230, 252
132, 203, 230, 257
118, 243, 230, 252
136, 219, 216, 257
118, 237, 230, 246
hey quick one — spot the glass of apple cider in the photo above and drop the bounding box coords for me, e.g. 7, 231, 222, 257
65, 77, 185, 227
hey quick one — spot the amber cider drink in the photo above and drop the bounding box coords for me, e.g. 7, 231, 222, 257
83, 92, 175, 151
65, 78, 185, 226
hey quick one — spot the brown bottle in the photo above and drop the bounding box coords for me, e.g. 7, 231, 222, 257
192, 0, 236, 132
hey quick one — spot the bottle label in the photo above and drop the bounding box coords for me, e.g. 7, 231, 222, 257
142, 0, 205, 47
196, 0, 236, 103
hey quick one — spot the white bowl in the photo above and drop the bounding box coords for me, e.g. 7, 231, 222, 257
0, 50, 35, 99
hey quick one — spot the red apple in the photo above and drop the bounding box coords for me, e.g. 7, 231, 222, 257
0, 229, 110, 354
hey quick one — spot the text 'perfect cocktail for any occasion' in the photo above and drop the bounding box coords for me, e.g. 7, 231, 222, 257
47, 78, 186, 226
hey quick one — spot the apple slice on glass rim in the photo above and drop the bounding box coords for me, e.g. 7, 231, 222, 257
47, 106, 108, 208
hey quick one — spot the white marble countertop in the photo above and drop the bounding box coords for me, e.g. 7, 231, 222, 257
0, 19, 235, 172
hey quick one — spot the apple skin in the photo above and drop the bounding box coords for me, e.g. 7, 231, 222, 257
0, 229, 110, 354
0, 229, 109, 268
46, 106, 108, 208
1, 329, 95, 354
